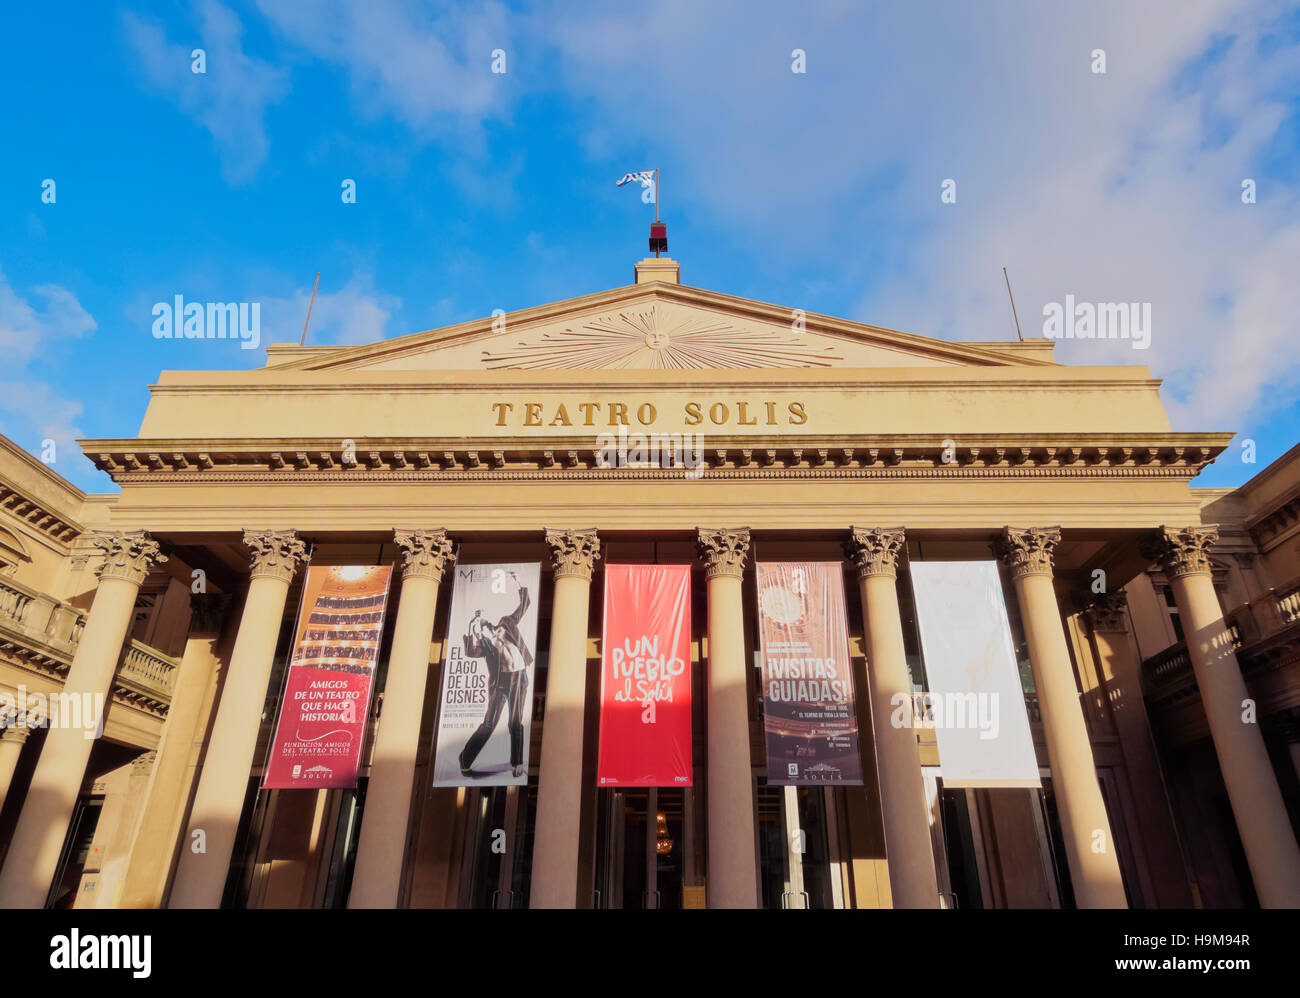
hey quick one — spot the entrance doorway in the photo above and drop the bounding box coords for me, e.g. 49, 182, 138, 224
457, 785, 537, 908
756, 784, 845, 909
47, 794, 103, 908
592, 788, 700, 908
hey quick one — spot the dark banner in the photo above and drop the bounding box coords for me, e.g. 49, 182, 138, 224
756, 562, 862, 785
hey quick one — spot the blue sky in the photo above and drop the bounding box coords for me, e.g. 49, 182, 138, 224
1, 0, 1297, 493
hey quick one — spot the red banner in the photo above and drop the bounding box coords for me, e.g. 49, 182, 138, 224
597, 564, 692, 787
263, 565, 392, 789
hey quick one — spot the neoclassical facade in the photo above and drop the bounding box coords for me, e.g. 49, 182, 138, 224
0, 257, 1297, 909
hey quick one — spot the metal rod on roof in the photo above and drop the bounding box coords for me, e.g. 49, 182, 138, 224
299, 272, 321, 346
1002, 266, 1025, 342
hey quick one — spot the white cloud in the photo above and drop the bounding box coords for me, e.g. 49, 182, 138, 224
258, 274, 402, 346
538, 0, 1300, 434
255, 0, 512, 139
123, 0, 289, 184
0, 271, 102, 490
0, 270, 96, 367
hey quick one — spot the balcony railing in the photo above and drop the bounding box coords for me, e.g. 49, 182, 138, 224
1226, 577, 1300, 645
1141, 580, 1300, 693
0, 574, 179, 710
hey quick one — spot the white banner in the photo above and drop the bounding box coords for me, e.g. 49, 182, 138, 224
432, 562, 541, 787
908, 561, 1040, 788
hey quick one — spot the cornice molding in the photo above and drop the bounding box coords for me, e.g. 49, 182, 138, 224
79, 434, 1229, 486
0, 483, 83, 544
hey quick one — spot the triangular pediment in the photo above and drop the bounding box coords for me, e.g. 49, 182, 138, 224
266, 282, 1054, 372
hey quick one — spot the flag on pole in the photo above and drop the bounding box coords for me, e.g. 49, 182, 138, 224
616, 171, 656, 188
617, 168, 661, 226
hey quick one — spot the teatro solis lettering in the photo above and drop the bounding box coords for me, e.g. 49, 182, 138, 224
491, 399, 808, 427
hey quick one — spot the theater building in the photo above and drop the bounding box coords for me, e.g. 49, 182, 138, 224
0, 255, 1298, 909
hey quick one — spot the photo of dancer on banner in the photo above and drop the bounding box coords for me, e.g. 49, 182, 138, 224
432, 563, 541, 787
596, 563, 693, 787
756, 562, 863, 785
263, 565, 393, 789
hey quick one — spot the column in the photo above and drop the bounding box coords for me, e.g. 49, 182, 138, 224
529, 528, 600, 908
169, 529, 307, 908
697, 527, 759, 909
348, 529, 456, 908
119, 594, 233, 908
0, 530, 166, 908
1084, 591, 1195, 907
994, 526, 1127, 908
1143, 525, 1300, 907
0, 721, 32, 815
845, 526, 940, 908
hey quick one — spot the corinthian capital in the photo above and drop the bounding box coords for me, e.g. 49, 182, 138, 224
91, 530, 167, 585
994, 526, 1062, 580
844, 526, 906, 579
1141, 525, 1219, 579
545, 528, 600, 581
243, 529, 308, 583
394, 528, 456, 581
697, 527, 751, 580
1085, 591, 1129, 632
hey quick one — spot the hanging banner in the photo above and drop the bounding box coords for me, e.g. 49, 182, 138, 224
432, 563, 542, 787
597, 564, 692, 787
756, 562, 863, 785
909, 561, 1041, 788
264, 565, 393, 789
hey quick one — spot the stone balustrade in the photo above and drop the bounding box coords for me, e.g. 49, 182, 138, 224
0, 575, 179, 709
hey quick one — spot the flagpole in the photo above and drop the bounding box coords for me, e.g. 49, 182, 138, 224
655, 168, 660, 223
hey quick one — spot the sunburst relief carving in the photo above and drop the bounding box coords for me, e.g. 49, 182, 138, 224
481, 303, 842, 370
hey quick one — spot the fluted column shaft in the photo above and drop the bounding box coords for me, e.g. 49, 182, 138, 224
349, 529, 455, 908
0, 531, 165, 908
846, 527, 939, 908
996, 526, 1126, 908
0, 723, 32, 816
698, 527, 759, 909
1146, 526, 1300, 907
120, 594, 233, 908
529, 528, 600, 908
169, 529, 307, 908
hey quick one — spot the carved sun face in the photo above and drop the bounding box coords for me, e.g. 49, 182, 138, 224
481, 302, 841, 370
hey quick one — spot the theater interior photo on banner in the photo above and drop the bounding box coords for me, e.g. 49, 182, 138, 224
0, 2, 1297, 980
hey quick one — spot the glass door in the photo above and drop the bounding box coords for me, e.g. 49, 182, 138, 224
756, 783, 842, 908
457, 784, 536, 908
593, 787, 695, 908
